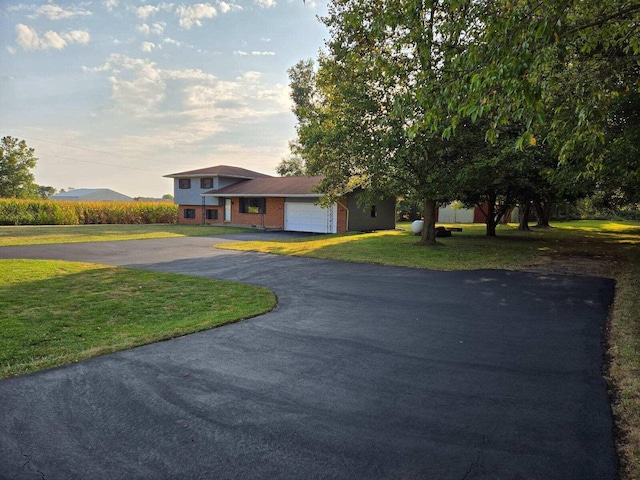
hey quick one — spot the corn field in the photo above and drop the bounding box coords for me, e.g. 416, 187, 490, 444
0, 199, 178, 225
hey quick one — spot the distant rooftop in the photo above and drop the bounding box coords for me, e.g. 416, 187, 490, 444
53, 188, 109, 197
51, 188, 132, 202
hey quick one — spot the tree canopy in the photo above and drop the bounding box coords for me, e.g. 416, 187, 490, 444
288, 0, 639, 239
0, 136, 39, 199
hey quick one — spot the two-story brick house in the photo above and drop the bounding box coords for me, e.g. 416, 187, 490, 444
164, 165, 396, 233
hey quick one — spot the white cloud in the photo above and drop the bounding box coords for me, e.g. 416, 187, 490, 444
260, 37, 271, 42
141, 42, 155, 52
234, 50, 275, 56
41, 30, 67, 49
15, 24, 91, 51
164, 68, 216, 83
151, 23, 166, 35
218, 2, 242, 13
63, 30, 91, 45
162, 37, 181, 47
135, 5, 158, 19
83, 53, 291, 147
254, 0, 276, 8
136, 22, 165, 36
6, 46, 17, 55
176, 3, 217, 29
104, 0, 118, 11
135, 3, 173, 19
15, 24, 40, 51
136, 24, 151, 36
33, 4, 92, 20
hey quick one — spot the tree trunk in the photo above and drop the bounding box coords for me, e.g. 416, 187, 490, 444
420, 198, 438, 245
534, 200, 552, 228
485, 192, 497, 237
518, 202, 531, 231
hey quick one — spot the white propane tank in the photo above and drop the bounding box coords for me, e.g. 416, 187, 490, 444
411, 220, 424, 234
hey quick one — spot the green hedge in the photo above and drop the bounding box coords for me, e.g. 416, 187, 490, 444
0, 199, 178, 225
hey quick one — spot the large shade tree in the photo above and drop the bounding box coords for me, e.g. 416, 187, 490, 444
291, 0, 482, 244
0, 136, 38, 199
291, 0, 638, 241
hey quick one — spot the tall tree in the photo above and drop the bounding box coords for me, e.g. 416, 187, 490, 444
0, 136, 38, 199
276, 153, 306, 177
291, 0, 477, 244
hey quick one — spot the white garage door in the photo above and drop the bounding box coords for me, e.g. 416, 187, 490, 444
285, 202, 337, 233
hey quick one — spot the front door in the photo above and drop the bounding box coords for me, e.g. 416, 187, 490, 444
224, 198, 232, 222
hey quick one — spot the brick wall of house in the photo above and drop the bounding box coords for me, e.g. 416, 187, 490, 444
179, 197, 351, 232
226, 197, 285, 229
179, 205, 203, 225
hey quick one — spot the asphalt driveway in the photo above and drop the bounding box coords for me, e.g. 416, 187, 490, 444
0, 234, 616, 479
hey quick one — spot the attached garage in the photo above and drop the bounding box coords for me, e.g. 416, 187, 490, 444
284, 201, 337, 233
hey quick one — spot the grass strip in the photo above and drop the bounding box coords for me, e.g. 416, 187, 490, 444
0, 224, 251, 247
0, 259, 276, 378
217, 221, 639, 271
608, 248, 640, 477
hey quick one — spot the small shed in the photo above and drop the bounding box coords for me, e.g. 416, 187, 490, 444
51, 188, 132, 202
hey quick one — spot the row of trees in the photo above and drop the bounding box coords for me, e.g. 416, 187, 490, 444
283, 0, 639, 243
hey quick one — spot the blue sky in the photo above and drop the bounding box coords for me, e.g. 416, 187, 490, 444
0, 0, 327, 197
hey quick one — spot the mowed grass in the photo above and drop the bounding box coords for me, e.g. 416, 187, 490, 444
219, 219, 640, 478
0, 224, 251, 247
0, 259, 276, 379
218, 220, 640, 271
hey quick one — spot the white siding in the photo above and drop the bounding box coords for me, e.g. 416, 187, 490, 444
438, 203, 475, 223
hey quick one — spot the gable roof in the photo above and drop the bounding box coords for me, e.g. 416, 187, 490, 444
203, 176, 324, 198
164, 165, 272, 179
53, 188, 104, 197
51, 188, 132, 201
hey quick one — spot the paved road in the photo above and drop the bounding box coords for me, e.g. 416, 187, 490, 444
0, 235, 616, 479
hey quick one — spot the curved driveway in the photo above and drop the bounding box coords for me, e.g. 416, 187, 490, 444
0, 234, 616, 479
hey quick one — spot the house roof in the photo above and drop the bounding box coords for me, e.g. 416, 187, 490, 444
51, 188, 132, 199
203, 176, 325, 198
164, 165, 272, 179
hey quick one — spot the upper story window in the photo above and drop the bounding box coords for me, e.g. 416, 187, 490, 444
240, 197, 266, 214
200, 178, 213, 189
179, 179, 191, 189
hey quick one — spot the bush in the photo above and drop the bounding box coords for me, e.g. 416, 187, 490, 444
0, 199, 178, 225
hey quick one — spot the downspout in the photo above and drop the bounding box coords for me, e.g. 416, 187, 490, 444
337, 199, 349, 233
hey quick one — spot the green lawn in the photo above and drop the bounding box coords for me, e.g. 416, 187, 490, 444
0, 259, 276, 378
219, 219, 640, 478
218, 220, 639, 272
0, 224, 252, 247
